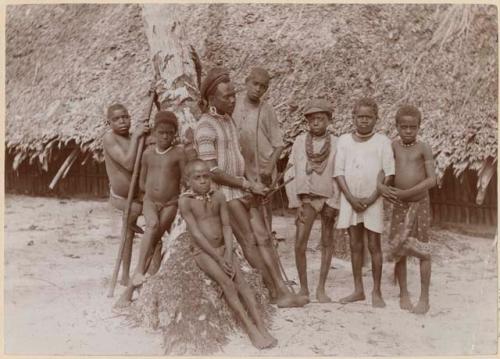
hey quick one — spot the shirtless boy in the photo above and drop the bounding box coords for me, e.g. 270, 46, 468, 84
103, 103, 148, 286
380, 105, 436, 314
179, 159, 277, 350
116, 111, 185, 306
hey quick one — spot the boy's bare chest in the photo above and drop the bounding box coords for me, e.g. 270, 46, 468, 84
148, 153, 179, 172
190, 200, 220, 219
396, 147, 424, 167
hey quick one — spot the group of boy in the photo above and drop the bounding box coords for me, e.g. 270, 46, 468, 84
103, 65, 436, 349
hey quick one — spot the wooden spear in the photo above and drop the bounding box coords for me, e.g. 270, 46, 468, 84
107, 55, 162, 297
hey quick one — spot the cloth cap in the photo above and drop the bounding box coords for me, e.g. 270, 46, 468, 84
304, 99, 333, 116
200, 67, 230, 101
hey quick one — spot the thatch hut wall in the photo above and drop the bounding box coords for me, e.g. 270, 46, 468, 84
5, 148, 109, 198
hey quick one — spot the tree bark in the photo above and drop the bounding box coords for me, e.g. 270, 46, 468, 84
141, 4, 200, 143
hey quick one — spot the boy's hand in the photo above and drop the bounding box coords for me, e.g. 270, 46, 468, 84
132, 122, 150, 138
218, 255, 234, 277
348, 195, 366, 212
378, 184, 399, 203
391, 187, 408, 200
359, 197, 374, 208
250, 181, 269, 196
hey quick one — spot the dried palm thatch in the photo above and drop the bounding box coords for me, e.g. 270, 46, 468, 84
6, 4, 497, 182
177, 3, 497, 181
127, 232, 275, 355
6, 4, 151, 169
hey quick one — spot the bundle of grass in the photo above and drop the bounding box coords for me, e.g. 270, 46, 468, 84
128, 232, 275, 355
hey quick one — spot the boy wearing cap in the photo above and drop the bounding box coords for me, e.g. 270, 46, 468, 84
286, 99, 340, 303
116, 111, 186, 306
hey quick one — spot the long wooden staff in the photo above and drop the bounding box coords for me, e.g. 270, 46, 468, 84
107, 57, 161, 297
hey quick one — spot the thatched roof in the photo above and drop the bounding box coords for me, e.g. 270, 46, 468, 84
6, 4, 497, 179
6, 4, 151, 169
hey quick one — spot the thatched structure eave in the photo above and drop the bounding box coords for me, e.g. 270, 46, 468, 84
6, 3, 497, 182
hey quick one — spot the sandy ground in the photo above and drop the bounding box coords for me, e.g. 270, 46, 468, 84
4, 195, 498, 356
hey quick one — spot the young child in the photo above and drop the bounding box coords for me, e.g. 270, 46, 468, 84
287, 99, 340, 303
334, 98, 395, 308
103, 103, 148, 286
179, 159, 277, 350
116, 111, 185, 306
381, 105, 436, 314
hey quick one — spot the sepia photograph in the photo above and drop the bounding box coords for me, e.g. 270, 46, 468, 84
3, 2, 498, 357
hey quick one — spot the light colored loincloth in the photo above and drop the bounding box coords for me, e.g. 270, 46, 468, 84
299, 194, 328, 213
387, 195, 432, 262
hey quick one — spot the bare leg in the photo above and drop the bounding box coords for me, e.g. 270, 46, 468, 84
316, 207, 336, 303
195, 251, 275, 350
367, 229, 385, 308
131, 200, 161, 286
340, 223, 366, 303
397, 242, 431, 314
248, 207, 308, 308
229, 200, 277, 300
147, 205, 177, 275
294, 204, 316, 298
412, 258, 431, 315
232, 258, 277, 347
395, 257, 413, 310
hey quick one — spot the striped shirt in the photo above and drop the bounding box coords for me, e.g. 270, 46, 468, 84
194, 112, 247, 201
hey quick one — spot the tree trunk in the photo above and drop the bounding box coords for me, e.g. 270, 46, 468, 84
141, 4, 200, 142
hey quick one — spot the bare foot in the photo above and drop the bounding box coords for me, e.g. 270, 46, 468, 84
248, 328, 273, 350
316, 288, 332, 303
119, 276, 130, 287
276, 293, 308, 308
114, 287, 134, 308
297, 287, 310, 299
131, 273, 146, 287
411, 298, 430, 315
261, 330, 278, 348
372, 291, 386, 308
399, 292, 413, 311
339, 291, 365, 304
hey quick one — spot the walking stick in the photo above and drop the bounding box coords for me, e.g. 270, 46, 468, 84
107, 57, 161, 298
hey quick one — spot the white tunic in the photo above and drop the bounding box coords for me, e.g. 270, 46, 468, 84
334, 133, 395, 233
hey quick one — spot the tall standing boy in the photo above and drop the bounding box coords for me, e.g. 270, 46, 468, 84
334, 98, 395, 308
287, 99, 340, 303
103, 103, 148, 286
381, 105, 436, 314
